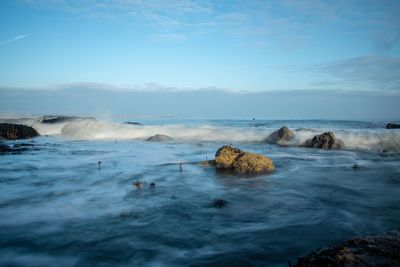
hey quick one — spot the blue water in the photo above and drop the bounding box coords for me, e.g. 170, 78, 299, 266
0, 118, 399, 266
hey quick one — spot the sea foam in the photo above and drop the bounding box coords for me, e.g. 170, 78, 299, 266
2, 116, 399, 152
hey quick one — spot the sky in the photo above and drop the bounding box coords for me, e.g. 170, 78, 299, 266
0, 0, 400, 119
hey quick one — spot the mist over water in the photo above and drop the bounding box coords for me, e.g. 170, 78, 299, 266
2, 116, 400, 152
0, 116, 399, 266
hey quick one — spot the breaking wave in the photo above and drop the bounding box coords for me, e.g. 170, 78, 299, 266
1, 116, 399, 152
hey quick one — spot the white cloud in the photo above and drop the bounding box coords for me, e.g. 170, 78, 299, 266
0, 35, 28, 45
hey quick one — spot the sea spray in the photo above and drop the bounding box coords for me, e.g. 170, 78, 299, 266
1, 116, 400, 151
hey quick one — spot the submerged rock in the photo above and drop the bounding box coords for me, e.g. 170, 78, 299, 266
0, 143, 34, 154
266, 126, 295, 145
215, 145, 274, 175
295, 230, 400, 267
212, 199, 228, 208
305, 132, 344, 149
352, 164, 361, 170
386, 123, 400, 129
198, 160, 216, 167
0, 144, 12, 153
0, 123, 39, 140
146, 134, 173, 142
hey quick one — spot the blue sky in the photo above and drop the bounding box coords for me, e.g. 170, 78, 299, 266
0, 0, 400, 119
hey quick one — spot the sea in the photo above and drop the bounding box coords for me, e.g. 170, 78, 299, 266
0, 116, 399, 267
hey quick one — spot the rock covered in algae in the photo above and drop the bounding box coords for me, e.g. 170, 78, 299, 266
215, 145, 274, 175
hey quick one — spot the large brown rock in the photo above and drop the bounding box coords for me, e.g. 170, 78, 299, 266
215, 145, 274, 175
215, 145, 242, 169
0, 123, 39, 140
295, 231, 400, 267
305, 132, 344, 149
266, 126, 295, 144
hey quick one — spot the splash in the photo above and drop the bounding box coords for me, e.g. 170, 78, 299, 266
2, 116, 399, 151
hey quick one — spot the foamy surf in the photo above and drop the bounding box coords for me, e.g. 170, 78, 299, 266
1, 116, 399, 152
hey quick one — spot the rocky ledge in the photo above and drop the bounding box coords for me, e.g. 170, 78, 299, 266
295, 230, 400, 267
295, 231, 400, 267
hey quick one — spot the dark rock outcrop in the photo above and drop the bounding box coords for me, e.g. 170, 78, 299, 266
386, 123, 400, 129
305, 132, 344, 149
295, 231, 400, 267
215, 145, 274, 175
124, 122, 142, 126
146, 134, 173, 142
266, 126, 295, 144
0, 123, 39, 140
38, 115, 95, 124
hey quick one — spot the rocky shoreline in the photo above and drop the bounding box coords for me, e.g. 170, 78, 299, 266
294, 231, 400, 267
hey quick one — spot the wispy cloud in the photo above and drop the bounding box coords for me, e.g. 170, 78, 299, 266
17, 81, 239, 94
0, 34, 28, 45
20, 0, 400, 47
306, 56, 400, 91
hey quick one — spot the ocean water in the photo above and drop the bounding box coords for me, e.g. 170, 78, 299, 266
0, 117, 400, 267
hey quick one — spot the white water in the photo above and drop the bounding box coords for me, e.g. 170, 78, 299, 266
1, 116, 400, 151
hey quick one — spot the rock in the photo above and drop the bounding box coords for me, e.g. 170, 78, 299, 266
38, 115, 95, 124
386, 123, 400, 129
13, 143, 34, 148
233, 152, 275, 174
146, 134, 173, 142
305, 132, 344, 149
124, 122, 142, 126
212, 199, 228, 208
0, 143, 34, 153
0, 123, 39, 140
352, 164, 361, 170
215, 145, 274, 175
215, 146, 242, 169
266, 126, 295, 144
0, 144, 13, 153
295, 231, 400, 267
